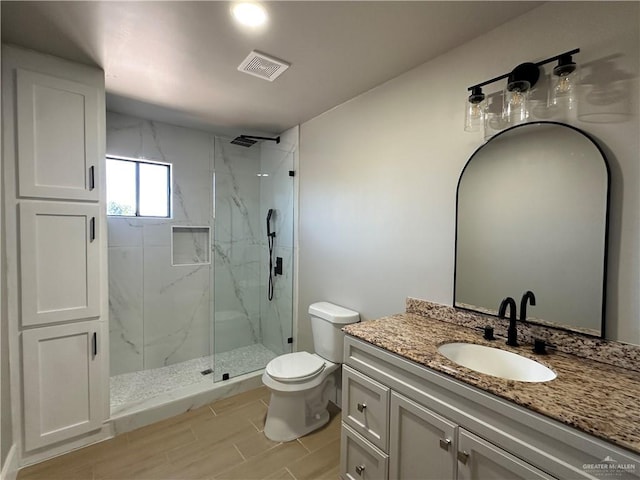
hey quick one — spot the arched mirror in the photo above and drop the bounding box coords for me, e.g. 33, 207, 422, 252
454, 122, 609, 337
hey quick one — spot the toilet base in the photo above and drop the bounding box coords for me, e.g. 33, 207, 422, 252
263, 375, 335, 442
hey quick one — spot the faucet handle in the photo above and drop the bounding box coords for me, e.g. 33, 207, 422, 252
533, 339, 548, 355
483, 326, 496, 341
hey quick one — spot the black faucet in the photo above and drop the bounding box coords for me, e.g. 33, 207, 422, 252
520, 290, 536, 323
498, 297, 518, 347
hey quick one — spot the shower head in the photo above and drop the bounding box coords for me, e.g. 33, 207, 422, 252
230, 134, 281, 147
230, 136, 258, 147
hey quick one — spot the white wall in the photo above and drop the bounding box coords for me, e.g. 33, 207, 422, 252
298, 2, 640, 350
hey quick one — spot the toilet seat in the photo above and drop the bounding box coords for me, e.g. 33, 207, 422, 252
266, 352, 326, 382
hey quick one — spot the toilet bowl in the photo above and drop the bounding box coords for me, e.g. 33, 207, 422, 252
262, 302, 360, 442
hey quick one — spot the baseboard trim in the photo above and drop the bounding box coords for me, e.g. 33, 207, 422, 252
0, 444, 18, 480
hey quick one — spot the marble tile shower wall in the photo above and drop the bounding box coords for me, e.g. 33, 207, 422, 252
213, 140, 262, 354
212, 134, 295, 358
107, 113, 296, 377
107, 112, 214, 376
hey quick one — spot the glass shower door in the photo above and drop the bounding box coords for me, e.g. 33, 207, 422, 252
212, 136, 294, 381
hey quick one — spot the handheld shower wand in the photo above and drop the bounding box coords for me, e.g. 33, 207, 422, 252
267, 209, 275, 301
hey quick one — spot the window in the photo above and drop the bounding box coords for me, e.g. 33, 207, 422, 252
106, 157, 171, 217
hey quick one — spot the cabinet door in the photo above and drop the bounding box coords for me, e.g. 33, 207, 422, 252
457, 429, 555, 480
389, 392, 457, 480
16, 68, 100, 201
22, 321, 104, 451
341, 423, 389, 480
20, 201, 100, 326
343, 365, 390, 451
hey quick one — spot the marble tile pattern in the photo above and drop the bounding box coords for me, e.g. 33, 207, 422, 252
406, 297, 640, 373
107, 112, 296, 380
107, 112, 214, 375
342, 312, 640, 455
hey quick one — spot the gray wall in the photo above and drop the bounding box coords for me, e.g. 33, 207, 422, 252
297, 2, 640, 350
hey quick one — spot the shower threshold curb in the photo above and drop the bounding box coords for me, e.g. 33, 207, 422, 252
109, 370, 264, 435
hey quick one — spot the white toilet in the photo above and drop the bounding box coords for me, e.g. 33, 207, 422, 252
262, 301, 360, 442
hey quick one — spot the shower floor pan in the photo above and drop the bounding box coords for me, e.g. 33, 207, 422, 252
110, 343, 277, 409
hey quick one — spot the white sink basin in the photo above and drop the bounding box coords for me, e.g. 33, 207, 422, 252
437, 342, 556, 383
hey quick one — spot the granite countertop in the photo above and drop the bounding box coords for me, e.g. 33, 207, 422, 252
343, 313, 640, 456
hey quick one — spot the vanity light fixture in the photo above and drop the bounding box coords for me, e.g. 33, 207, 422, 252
464, 48, 580, 133
464, 86, 486, 132
550, 54, 578, 112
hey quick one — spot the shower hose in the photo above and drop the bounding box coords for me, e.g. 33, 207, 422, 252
268, 231, 275, 301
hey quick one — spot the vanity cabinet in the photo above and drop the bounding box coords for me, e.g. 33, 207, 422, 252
457, 429, 553, 480
389, 391, 457, 480
3, 45, 108, 457
343, 365, 390, 451
342, 336, 640, 480
342, 423, 389, 480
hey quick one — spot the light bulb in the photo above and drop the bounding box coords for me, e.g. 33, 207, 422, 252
503, 80, 531, 125
509, 90, 526, 106
555, 75, 573, 95
469, 103, 483, 118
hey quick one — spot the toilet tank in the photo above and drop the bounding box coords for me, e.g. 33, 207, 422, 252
309, 302, 360, 363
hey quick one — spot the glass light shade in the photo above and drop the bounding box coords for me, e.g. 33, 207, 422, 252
503, 80, 531, 125
464, 99, 485, 132
550, 67, 579, 114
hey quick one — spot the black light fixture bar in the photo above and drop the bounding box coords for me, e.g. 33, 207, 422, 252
467, 48, 580, 91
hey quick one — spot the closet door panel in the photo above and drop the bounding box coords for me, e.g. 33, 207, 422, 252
16, 68, 99, 201
20, 201, 100, 326
22, 321, 104, 451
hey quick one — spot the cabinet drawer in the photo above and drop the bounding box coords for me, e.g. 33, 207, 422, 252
341, 423, 388, 480
342, 365, 390, 451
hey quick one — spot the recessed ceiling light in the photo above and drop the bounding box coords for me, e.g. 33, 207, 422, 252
231, 2, 267, 27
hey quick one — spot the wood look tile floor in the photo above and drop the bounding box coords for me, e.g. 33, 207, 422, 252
18, 387, 341, 480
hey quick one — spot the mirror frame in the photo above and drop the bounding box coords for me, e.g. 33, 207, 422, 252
453, 121, 610, 338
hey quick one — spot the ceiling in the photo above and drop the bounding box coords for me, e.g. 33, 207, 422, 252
2, 1, 542, 136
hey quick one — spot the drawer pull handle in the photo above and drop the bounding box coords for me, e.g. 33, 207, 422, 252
457, 450, 469, 464
439, 438, 451, 450
357, 402, 367, 412
355, 464, 366, 475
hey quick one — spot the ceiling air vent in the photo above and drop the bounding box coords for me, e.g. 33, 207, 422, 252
238, 51, 290, 82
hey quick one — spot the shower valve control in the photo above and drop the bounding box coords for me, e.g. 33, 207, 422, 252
275, 257, 283, 276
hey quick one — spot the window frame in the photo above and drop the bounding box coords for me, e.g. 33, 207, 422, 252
106, 155, 172, 218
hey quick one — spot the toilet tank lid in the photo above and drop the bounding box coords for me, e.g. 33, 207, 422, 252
308, 302, 360, 324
